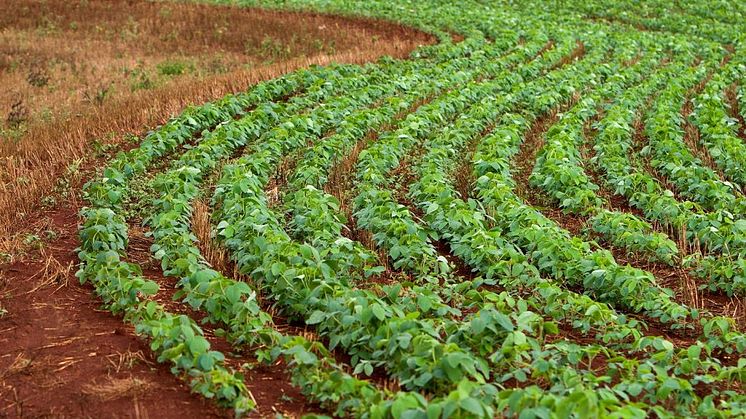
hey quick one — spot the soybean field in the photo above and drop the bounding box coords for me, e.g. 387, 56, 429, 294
4, 0, 746, 417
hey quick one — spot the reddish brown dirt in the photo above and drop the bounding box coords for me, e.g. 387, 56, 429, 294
512, 104, 565, 203
452, 138, 479, 202
0, 0, 436, 240
511, 96, 588, 239
0, 205, 228, 418
639, 56, 733, 198
549, 41, 585, 71
681, 99, 728, 182
387, 143, 479, 281
579, 111, 733, 321
506, 99, 734, 347
190, 203, 404, 395
325, 128, 390, 270
390, 146, 425, 217
630, 92, 682, 197
323, 98, 432, 276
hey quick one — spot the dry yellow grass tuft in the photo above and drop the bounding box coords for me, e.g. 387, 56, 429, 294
81, 377, 154, 401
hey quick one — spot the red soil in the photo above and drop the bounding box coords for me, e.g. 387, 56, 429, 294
0, 204, 228, 418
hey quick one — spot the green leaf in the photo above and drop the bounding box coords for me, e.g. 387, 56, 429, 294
426, 403, 443, 419
197, 353, 215, 370
494, 312, 514, 331
307, 310, 325, 325
687, 345, 701, 360
296, 349, 317, 365
139, 280, 159, 296
188, 337, 210, 355
459, 398, 484, 415
371, 303, 386, 321
543, 322, 559, 335
417, 295, 433, 312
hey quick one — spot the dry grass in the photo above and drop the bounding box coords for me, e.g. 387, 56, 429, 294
105, 350, 149, 374
81, 377, 154, 401
0, 0, 434, 235
1, 353, 32, 379
23, 249, 73, 294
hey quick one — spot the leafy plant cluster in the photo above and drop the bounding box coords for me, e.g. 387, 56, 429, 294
690, 53, 746, 188
528, 36, 680, 265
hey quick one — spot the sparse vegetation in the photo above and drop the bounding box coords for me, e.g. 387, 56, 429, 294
6, 97, 28, 129
25, 62, 50, 88
157, 60, 192, 76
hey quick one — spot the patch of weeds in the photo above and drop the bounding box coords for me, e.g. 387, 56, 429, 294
0, 305, 7, 318
66, 158, 82, 177
35, 15, 60, 36
83, 82, 113, 106
38, 107, 54, 124
279, 392, 295, 403
211, 19, 229, 40
47, 158, 84, 204
131, 71, 154, 90
0, 125, 26, 143
206, 55, 229, 75
121, 172, 158, 222
312, 38, 336, 54
41, 195, 57, 208
27, 62, 50, 88
312, 39, 325, 52
119, 16, 140, 42
127, 62, 155, 91
23, 234, 42, 251
247, 36, 291, 62
125, 133, 140, 144
160, 29, 179, 43
158, 6, 173, 18
92, 137, 121, 158
6, 97, 28, 129
157, 60, 192, 77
